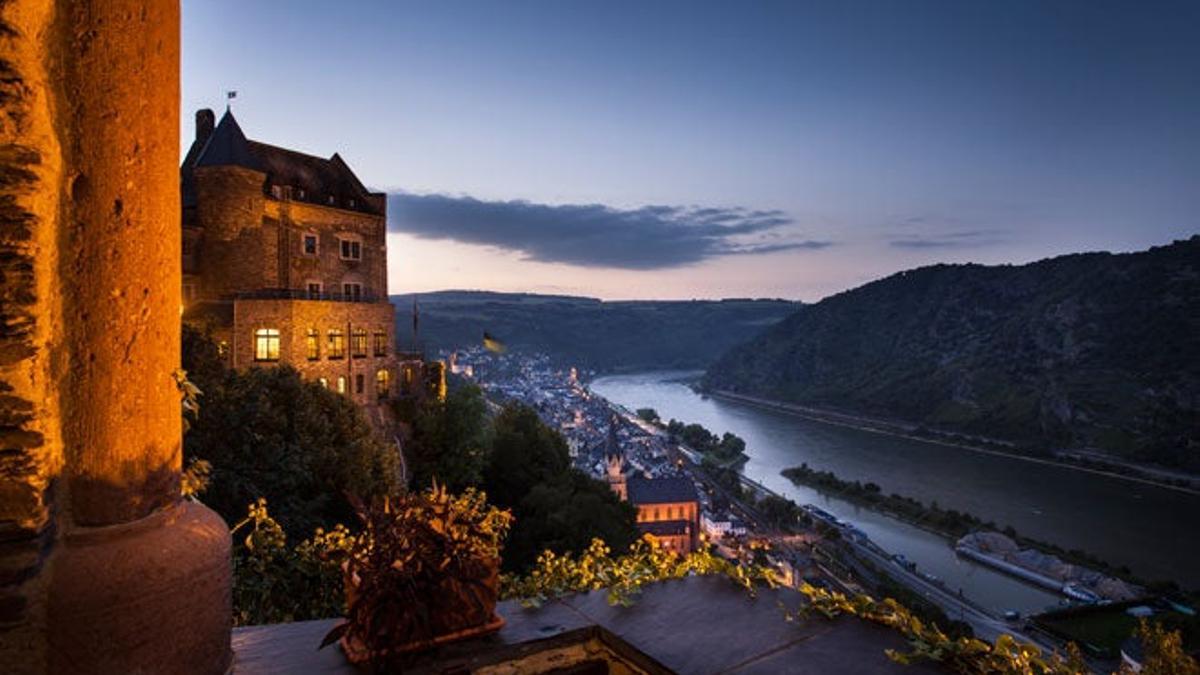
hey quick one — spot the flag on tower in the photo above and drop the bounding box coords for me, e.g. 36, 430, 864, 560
482, 332, 507, 354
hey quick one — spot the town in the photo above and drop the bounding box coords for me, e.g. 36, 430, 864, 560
441, 346, 1080, 651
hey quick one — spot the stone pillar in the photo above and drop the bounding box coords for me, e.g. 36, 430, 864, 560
0, 2, 231, 673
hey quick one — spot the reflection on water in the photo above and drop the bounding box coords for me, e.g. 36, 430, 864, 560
591, 371, 1199, 610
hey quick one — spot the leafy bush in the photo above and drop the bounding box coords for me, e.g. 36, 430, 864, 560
229, 498, 355, 626
184, 363, 399, 538
396, 383, 491, 492
501, 536, 778, 607
483, 404, 639, 572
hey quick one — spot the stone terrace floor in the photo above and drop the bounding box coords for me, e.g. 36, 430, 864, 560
232, 576, 945, 674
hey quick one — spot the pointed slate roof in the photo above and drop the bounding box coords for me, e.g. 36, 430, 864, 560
626, 475, 698, 505
195, 109, 263, 171
604, 414, 623, 462
181, 108, 383, 216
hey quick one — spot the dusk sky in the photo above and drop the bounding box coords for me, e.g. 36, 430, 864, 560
182, 1, 1199, 301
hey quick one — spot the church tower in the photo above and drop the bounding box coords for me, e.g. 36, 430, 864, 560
604, 416, 627, 501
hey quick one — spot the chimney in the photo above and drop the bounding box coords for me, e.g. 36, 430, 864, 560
195, 108, 215, 145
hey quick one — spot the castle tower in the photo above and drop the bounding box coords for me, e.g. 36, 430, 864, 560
179, 107, 402, 426
604, 415, 627, 501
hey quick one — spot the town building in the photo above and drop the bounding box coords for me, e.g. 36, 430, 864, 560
603, 417, 701, 554
179, 108, 436, 426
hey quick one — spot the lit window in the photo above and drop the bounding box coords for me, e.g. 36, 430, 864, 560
351, 328, 368, 357
376, 369, 390, 398
306, 328, 319, 360
339, 238, 362, 260
355, 374, 364, 394
327, 329, 345, 359
307, 282, 322, 299
217, 340, 228, 356
336, 376, 346, 394
373, 331, 388, 356
303, 234, 318, 255
318, 377, 328, 389
342, 283, 362, 302
254, 328, 280, 361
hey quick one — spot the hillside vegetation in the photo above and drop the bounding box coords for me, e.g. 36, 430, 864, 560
392, 291, 797, 372
702, 237, 1200, 469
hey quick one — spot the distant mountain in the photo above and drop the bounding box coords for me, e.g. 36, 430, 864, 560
702, 237, 1200, 469
392, 291, 798, 373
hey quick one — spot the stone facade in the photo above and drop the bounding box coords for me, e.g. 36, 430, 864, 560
180, 109, 410, 425
633, 500, 700, 555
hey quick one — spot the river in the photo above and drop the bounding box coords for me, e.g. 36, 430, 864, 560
590, 371, 1200, 614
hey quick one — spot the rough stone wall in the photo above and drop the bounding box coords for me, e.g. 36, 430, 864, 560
0, 2, 66, 668
232, 298, 397, 416
193, 165, 271, 301
266, 199, 387, 298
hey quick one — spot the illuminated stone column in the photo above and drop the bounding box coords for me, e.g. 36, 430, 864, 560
0, 2, 231, 673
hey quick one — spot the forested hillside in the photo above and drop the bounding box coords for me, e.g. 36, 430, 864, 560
392, 291, 797, 373
703, 237, 1200, 468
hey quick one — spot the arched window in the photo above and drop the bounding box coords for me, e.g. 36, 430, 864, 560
376, 369, 390, 398
254, 328, 280, 361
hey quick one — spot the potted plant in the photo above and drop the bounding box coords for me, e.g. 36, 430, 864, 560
321, 483, 513, 668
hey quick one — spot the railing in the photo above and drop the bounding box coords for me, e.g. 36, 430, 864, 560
231, 288, 383, 304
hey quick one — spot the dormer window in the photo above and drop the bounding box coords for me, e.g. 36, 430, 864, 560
339, 238, 362, 261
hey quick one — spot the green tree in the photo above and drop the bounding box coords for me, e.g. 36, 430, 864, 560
483, 403, 638, 572
482, 404, 570, 508
635, 407, 661, 425
401, 384, 491, 492
184, 364, 398, 538
501, 471, 639, 572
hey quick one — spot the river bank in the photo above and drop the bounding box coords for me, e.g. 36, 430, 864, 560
779, 463, 1175, 598
591, 371, 1199, 600
709, 389, 1200, 496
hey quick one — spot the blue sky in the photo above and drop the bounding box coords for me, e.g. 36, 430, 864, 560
182, 1, 1199, 300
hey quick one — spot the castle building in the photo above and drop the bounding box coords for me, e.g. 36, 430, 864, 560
179, 108, 428, 425
603, 417, 700, 554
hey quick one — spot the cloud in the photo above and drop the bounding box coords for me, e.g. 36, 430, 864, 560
887, 218, 1009, 249
388, 192, 831, 270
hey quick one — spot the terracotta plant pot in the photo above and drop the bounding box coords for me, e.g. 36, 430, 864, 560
339, 557, 505, 664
